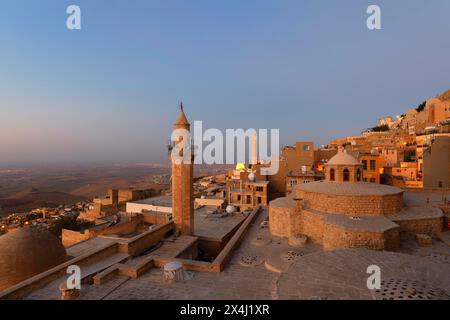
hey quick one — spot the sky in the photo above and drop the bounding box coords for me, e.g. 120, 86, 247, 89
1, 0, 449, 166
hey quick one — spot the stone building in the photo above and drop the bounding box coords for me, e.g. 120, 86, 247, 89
268, 141, 315, 195
359, 152, 384, 184
269, 150, 443, 251
423, 136, 450, 189
226, 164, 269, 212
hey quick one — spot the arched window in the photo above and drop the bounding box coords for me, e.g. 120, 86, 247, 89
356, 169, 361, 181
343, 168, 350, 182
330, 168, 335, 181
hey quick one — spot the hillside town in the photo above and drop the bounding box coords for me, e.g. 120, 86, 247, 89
0, 92, 449, 301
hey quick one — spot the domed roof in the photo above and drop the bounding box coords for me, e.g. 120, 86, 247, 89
0, 228, 67, 292
327, 150, 360, 166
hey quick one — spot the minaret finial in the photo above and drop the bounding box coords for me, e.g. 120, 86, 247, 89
179, 101, 184, 112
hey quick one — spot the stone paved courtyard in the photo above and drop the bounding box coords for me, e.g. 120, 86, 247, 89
25, 207, 449, 300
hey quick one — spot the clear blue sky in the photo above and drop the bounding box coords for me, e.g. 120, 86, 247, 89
1, 0, 449, 165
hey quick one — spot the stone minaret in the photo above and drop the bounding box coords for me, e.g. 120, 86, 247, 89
170, 102, 194, 235
251, 131, 258, 165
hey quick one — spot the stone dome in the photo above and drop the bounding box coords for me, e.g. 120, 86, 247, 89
327, 150, 360, 166
0, 228, 67, 292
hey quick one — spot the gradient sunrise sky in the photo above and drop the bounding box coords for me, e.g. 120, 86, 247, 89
1, 0, 449, 165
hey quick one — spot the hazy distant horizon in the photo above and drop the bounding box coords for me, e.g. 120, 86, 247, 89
1, 0, 449, 165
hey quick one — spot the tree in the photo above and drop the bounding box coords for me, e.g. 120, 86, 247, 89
367, 124, 390, 132
49, 215, 93, 238
416, 101, 426, 113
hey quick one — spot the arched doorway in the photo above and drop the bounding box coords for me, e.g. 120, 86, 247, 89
343, 168, 350, 182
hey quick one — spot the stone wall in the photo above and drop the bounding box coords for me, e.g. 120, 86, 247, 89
322, 223, 399, 251
392, 217, 443, 235
297, 191, 403, 216
299, 210, 325, 244
62, 229, 90, 247
269, 203, 402, 250
268, 198, 293, 238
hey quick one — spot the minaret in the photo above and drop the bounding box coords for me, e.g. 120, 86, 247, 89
170, 102, 194, 235
251, 131, 258, 165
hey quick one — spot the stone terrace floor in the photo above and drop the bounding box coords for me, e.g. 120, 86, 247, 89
25, 204, 450, 300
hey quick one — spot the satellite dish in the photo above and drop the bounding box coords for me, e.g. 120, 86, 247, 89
226, 204, 236, 214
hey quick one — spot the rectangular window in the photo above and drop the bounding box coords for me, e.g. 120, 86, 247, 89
370, 160, 376, 171
256, 186, 264, 192
257, 197, 262, 204
246, 195, 251, 204
362, 160, 367, 170
303, 145, 310, 151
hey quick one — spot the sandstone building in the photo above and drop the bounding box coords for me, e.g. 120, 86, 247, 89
269, 150, 444, 251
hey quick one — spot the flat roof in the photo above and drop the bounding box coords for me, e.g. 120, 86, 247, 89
194, 206, 248, 240
129, 195, 172, 207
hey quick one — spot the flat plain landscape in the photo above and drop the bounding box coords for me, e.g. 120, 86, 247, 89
0, 163, 231, 216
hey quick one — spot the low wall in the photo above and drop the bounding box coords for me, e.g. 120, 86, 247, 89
323, 223, 399, 251
141, 211, 171, 225
213, 207, 261, 271
392, 217, 443, 235
62, 229, 90, 247
62, 215, 142, 247
118, 221, 175, 256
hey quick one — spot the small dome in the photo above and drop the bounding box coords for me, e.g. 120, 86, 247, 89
0, 228, 67, 292
327, 150, 360, 166
248, 171, 256, 182
235, 163, 246, 171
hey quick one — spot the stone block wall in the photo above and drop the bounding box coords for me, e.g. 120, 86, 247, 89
268, 199, 293, 238
392, 217, 443, 235
322, 223, 400, 251
297, 191, 403, 216
299, 210, 325, 244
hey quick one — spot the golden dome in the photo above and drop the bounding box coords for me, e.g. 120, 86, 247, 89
327, 150, 360, 166
0, 228, 67, 292
235, 163, 246, 171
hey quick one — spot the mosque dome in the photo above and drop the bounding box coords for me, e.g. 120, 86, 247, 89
235, 163, 246, 171
0, 228, 67, 292
327, 150, 360, 166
